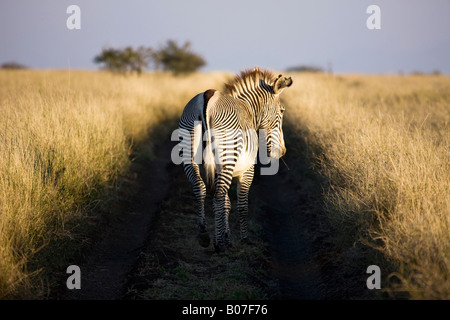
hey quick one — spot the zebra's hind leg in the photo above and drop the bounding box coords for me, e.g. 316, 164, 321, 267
224, 193, 232, 248
183, 162, 210, 248
213, 164, 234, 253
237, 165, 255, 244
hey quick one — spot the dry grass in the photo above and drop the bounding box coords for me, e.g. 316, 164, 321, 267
284, 73, 450, 299
2, 69, 448, 299
0, 70, 226, 298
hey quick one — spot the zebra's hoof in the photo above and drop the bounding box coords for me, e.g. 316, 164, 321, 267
197, 231, 210, 248
241, 237, 253, 245
214, 243, 226, 253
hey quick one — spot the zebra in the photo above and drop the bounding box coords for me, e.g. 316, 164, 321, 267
178, 67, 293, 252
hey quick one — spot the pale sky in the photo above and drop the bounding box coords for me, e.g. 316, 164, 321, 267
1, 0, 449, 73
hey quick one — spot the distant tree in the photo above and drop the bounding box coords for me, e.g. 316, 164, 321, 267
286, 65, 324, 73
411, 70, 442, 76
134, 46, 154, 74
93, 41, 205, 75
94, 47, 126, 73
1, 62, 28, 69
94, 46, 153, 74
120, 46, 154, 74
431, 70, 441, 76
153, 40, 206, 75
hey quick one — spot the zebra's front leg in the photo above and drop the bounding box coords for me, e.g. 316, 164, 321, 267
237, 165, 254, 243
213, 165, 234, 252
183, 162, 210, 247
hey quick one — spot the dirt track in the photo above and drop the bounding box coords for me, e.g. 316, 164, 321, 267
252, 163, 325, 299
63, 141, 174, 299
62, 123, 374, 300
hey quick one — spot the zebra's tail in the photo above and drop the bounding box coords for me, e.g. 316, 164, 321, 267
204, 110, 216, 193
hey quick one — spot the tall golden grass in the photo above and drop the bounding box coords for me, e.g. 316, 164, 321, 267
1, 70, 448, 299
0, 70, 226, 298
284, 73, 450, 299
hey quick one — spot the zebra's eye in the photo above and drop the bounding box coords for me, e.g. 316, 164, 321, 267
280, 105, 285, 115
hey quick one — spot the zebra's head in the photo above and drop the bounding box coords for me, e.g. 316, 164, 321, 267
261, 74, 293, 159
225, 68, 293, 159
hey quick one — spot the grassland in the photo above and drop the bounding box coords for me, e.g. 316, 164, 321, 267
0, 70, 226, 298
0, 70, 448, 299
284, 73, 450, 299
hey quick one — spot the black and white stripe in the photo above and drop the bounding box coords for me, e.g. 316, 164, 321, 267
178, 67, 292, 252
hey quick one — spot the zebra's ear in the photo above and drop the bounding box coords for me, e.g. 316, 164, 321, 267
273, 75, 293, 94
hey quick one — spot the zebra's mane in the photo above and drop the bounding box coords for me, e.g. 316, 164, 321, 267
225, 67, 276, 98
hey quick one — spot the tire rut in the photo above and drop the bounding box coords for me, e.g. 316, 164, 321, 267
63, 139, 173, 300
252, 161, 327, 299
